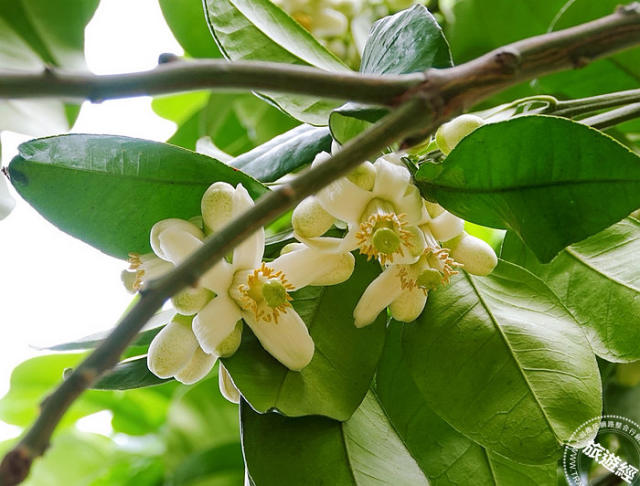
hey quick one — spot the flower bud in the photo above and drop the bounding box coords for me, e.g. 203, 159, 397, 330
292, 197, 335, 238
447, 233, 497, 276
218, 363, 241, 404
150, 219, 203, 260
429, 211, 464, 242
174, 347, 217, 385
308, 252, 355, 286
435, 114, 484, 155
147, 315, 198, 379
347, 162, 376, 190
201, 182, 235, 234
389, 287, 428, 323
172, 287, 214, 316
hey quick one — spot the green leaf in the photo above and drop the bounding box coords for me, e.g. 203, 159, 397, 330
330, 4, 452, 143
377, 321, 557, 485
415, 116, 640, 262
91, 357, 172, 390
204, 0, 349, 125
230, 124, 331, 182
241, 391, 428, 485
8, 134, 266, 259
158, 0, 222, 58
536, 0, 640, 99
403, 261, 602, 464
168, 442, 244, 486
0, 0, 98, 134
222, 254, 386, 421
501, 217, 640, 362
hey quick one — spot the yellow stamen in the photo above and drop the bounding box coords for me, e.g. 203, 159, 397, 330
356, 212, 412, 265
237, 263, 294, 324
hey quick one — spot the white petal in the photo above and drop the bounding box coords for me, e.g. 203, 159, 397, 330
395, 186, 428, 224
244, 309, 314, 371
429, 211, 465, 242
158, 227, 202, 265
151, 219, 203, 260
199, 259, 234, 295
147, 320, 199, 379
174, 347, 217, 385
372, 159, 410, 203
0, 175, 15, 220
389, 287, 428, 323
192, 296, 243, 355
271, 246, 354, 288
231, 183, 254, 217
294, 225, 360, 255
316, 177, 372, 223
218, 363, 240, 404
353, 266, 404, 328
229, 184, 265, 269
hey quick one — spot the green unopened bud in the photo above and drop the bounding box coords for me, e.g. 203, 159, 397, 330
373, 227, 401, 254
263, 279, 288, 308
201, 182, 235, 234
292, 197, 335, 238
347, 161, 376, 190
172, 288, 214, 315
417, 268, 444, 290
216, 320, 243, 358
447, 233, 497, 276
435, 114, 484, 155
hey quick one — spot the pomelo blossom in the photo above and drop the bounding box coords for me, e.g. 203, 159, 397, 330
293, 152, 428, 266
130, 181, 354, 373
0, 172, 15, 220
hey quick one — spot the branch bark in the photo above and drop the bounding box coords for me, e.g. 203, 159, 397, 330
1, 3, 640, 485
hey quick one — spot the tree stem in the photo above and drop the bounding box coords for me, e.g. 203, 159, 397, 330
581, 102, 640, 129
552, 88, 640, 117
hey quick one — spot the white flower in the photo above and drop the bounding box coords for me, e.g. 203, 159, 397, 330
293, 153, 428, 265
435, 114, 484, 155
218, 363, 240, 404
147, 314, 217, 385
0, 173, 15, 220
152, 182, 353, 372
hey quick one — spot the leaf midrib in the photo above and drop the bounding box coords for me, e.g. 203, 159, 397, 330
421, 178, 640, 195
564, 246, 640, 294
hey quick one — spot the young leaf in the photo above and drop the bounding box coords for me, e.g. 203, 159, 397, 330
415, 116, 640, 262
329, 4, 452, 143
230, 124, 332, 182
8, 134, 266, 259
377, 321, 557, 485
403, 261, 602, 464
204, 0, 349, 125
501, 217, 640, 362
241, 392, 428, 485
158, 0, 222, 58
222, 255, 386, 421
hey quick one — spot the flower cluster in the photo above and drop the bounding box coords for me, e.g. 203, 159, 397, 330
291, 115, 497, 327
124, 182, 354, 390
271, 0, 422, 67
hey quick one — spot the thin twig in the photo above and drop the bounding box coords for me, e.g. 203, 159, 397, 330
0, 59, 423, 105
581, 102, 640, 129
2, 3, 640, 485
552, 88, 640, 117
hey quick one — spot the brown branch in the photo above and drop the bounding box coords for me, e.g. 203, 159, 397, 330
2, 3, 640, 485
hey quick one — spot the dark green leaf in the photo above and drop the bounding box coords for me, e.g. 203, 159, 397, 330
92, 357, 171, 390
230, 124, 331, 182
330, 4, 452, 143
168, 442, 244, 486
241, 392, 428, 485
377, 321, 557, 485
501, 217, 640, 362
415, 116, 640, 262
403, 261, 602, 464
8, 134, 266, 259
223, 254, 386, 421
204, 0, 349, 125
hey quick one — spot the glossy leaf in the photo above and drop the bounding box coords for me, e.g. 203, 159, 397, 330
377, 321, 557, 485
222, 255, 386, 421
330, 4, 452, 143
403, 261, 602, 464
91, 357, 171, 390
501, 217, 640, 362
204, 0, 349, 125
241, 392, 428, 485
230, 124, 331, 182
8, 134, 266, 259
415, 116, 640, 262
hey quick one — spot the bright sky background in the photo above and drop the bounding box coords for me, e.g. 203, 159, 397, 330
0, 0, 185, 439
